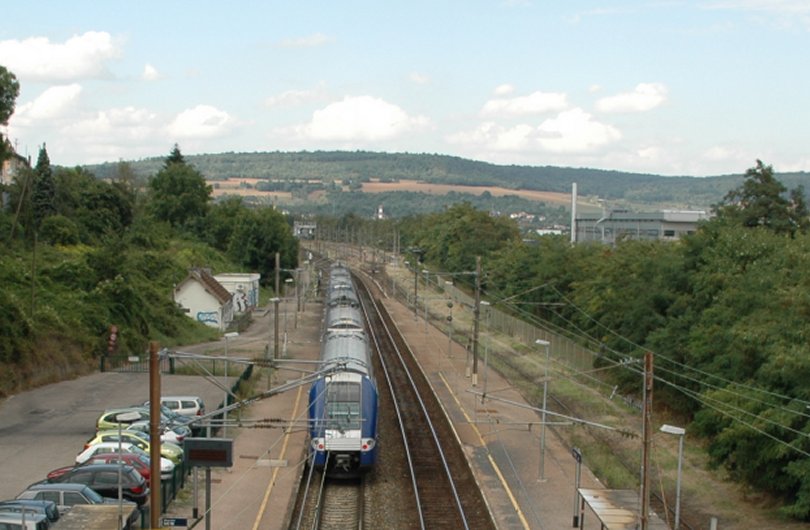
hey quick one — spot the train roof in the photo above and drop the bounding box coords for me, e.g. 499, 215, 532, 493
325, 305, 364, 330
321, 330, 370, 375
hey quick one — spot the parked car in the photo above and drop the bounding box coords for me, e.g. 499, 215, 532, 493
75, 442, 175, 479
0, 512, 49, 530
97, 407, 192, 438
48, 452, 156, 486
143, 396, 205, 418
83, 453, 155, 485
0, 499, 59, 524
47, 463, 149, 506
125, 420, 185, 445
45, 465, 75, 482
84, 430, 183, 464
15, 483, 132, 517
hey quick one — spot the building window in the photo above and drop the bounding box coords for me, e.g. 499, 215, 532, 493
663, 230, 676, 237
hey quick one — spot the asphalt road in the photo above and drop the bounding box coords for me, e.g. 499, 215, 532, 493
0, 316, 274, 502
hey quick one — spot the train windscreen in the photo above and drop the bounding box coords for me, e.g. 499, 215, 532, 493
326, 381, 361, 431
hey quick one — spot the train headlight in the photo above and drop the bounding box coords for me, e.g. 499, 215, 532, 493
311, 438, 325, 451
361, 438, 376, 451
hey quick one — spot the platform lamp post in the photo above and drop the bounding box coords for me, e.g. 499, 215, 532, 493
660, 424, 686, 529
116, 411, 140, 528
223, 332, 239, 437
536, 338, 551, 480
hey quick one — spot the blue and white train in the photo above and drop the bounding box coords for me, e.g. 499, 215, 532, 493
308, 263, 378, 475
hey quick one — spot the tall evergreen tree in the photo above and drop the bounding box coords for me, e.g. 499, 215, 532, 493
31, 144, 56, 229
164, 143, 186, 168
149, 145, 211, 230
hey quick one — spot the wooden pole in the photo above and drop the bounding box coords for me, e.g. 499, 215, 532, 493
640, 351, 653, 530
274, 252, 280, 359
149, 341, 161, 529
472, 256, 481, 387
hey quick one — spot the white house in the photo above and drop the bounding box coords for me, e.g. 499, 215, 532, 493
173, 268, 234, 330
214, 272, 261, 313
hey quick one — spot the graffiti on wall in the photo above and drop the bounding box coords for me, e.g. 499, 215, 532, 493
196, 311, 219, 326
233, 292, 249, 313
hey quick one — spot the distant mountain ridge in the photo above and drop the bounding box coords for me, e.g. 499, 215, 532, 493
84, 150, 810, 210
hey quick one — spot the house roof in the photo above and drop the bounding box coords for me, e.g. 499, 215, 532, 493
177, 268, 232, 304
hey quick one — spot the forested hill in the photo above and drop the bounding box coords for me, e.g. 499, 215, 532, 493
85, 150, 810, 209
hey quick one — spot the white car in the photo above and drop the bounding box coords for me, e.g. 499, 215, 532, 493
75, 441, 175, 480
126, 420, 186, 444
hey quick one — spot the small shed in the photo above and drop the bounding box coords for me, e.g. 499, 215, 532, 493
214, 272, 261, 313
174, 268, 234, 330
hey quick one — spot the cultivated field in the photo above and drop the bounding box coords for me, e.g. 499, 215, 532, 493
210, 177, 587, 208
360, 179, 575, 205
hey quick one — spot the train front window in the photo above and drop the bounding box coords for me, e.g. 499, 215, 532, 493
326, 382, 361, 430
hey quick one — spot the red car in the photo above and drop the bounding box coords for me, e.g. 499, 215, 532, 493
47, 452, 153, 487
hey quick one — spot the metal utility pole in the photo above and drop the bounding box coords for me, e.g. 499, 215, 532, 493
536, 339, 551, 480
640, 351, 653, 530
471, 256, 481, 387
274, 252, 280, 359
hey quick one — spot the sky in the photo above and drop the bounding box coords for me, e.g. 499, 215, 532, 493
1, 1, 809, 177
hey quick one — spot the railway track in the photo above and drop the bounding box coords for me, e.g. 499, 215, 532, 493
358, 274, 495, 530
290, 466, 365, 530
290, 264, 494, 529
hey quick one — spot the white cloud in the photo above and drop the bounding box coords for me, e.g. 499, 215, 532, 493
142, 63, 160, 81
595, 83, 668, 113
493, 84, 515, 96
448, 108, 620, 154
293, 96, 429, 142
63, 106, 159, 143
447, 108, 622, 154
167, 105, 235, 139
265, 84, 326, 108
481, 90, 569, 117
537, 108, 622, 152
13, 84, 83, 124
409, 72, 430, 85
0, 31, 121, 82
279, 33, 331, 48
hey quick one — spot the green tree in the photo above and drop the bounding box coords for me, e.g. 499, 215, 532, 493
148, 145, 212, 231
164, 143, 186, 167
204, 196, 248, 252
0, 65, 19, 125
227, 207, 298, 283
414, 202, 521, 273
0, 65, 20, 163
715, 160, 809, 236
31, 145, 56, 230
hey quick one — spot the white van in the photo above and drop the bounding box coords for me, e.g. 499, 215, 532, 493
146, 396, 205, 418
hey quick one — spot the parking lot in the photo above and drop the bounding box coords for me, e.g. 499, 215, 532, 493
0, 370, 228, 501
